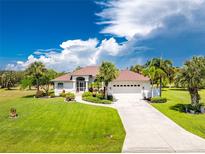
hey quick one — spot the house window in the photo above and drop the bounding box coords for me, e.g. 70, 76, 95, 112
117, 85, 119, 87
124, 85, 126, 87
120, 85, 123, 87
138, 85, 140, 87
127, 85, 130, 87
57, 83, 64, 89
113, 85, 116, 87
134, 85, 137, 87
131, 85, 133, 87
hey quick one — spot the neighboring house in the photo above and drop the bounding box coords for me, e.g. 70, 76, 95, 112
51, 66, 156, 98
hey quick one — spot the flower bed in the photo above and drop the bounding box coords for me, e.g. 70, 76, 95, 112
82, 92, 112, 104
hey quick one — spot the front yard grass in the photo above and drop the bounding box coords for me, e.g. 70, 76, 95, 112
0, 89, 125, 152
152, 88, 205, 139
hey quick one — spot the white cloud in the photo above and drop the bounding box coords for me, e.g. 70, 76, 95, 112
33, 51, 42, 55
7, 0, 205, 71
6, 38, 127, 72
97, 0, 205, 39
99, 38, 122, 56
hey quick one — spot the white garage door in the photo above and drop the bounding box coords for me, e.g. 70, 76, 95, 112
112, 83, 142, 94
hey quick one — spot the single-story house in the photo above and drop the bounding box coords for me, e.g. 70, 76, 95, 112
51, 66, 157, 98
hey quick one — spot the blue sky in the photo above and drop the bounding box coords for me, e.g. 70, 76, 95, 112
0, 0, 205, 71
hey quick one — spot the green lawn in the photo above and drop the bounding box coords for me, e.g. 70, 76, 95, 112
152, 88, 205, 139
0, 89, 125, 152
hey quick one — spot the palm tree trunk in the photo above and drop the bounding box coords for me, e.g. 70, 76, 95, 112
188, 87, 200, 107
36, 79, 39, 93
104, 84, 108, 99
159, 77, 162, 97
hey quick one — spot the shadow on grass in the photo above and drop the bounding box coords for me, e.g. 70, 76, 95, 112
170, 103, 186, 112
169, 88, 187, 91
22, 94, 35, 98
3, 88, 18, 91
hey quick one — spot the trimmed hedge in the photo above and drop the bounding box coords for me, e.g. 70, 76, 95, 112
151, 96, 167, 103
82, 91, 93, 98
100, 99, 112, 104
83, 96, 112, 104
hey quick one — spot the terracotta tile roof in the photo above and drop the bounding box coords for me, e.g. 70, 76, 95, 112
71, 66, 99, 76
51, 73, 72, 81
51, 67, 149, 82
114, 70, 150, 81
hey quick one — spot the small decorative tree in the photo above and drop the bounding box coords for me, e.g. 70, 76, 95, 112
175, 56, 205, 112
97, 61, 119, 99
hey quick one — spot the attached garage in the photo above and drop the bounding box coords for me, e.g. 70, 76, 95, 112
112, 81, 142, 94
108, 70, 151, 96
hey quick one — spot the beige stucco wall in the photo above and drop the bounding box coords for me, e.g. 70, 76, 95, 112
54, 81, 75, 96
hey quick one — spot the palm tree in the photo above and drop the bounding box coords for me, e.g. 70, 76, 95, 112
130, 64, 143, 73
26, 62, 46, 93
175, 56, 205, 107
97, 61, 119, 99
39, 69, 58, 95
143, 64, 166, 97
166, 66, 176, 88
143, 58, 171, 96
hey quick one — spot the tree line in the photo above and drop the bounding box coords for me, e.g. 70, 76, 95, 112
1, 56, 205, 109
0, 62, 65, 95
130, 56, 205, 108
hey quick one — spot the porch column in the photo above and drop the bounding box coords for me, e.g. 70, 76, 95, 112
73, 82, 76, 92
85, 81, 88, 91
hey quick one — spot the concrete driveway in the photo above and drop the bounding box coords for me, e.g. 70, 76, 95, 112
114, 94, 205, 152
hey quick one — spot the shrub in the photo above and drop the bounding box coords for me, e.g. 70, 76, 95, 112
83, 96, 99, 102
151, 96, 167, 103
60, 92, 66, 97
186, 103, 205, 113
35, 90, 45, 98
100, 99, 112, 104
82, 91, 93, 98
96, 93, 104, 99
107, 95, 113, 101
49, 93, 55, 98
48, 89, 54, 94
83, 96, 112, 104
65, 92, 75, 101
92, 91, 97, 97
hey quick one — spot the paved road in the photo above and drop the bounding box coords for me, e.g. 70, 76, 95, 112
114, 94, 205, 152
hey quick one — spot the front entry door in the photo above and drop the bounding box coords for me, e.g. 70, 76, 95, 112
77, 81, 85, 92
